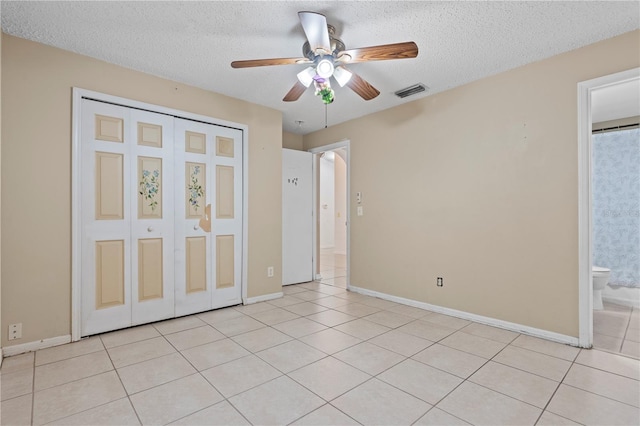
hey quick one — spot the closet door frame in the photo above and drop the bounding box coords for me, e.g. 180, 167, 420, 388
71, 88, 249, 342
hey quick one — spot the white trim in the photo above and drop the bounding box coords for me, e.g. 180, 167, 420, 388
0, 348, 3, 364
577, 68, 640, 349
2, 335, 72, 357
308, 140, 351, 288
244, 292, 283, 304
72, 88, 249, 341
349, 285, 580, 346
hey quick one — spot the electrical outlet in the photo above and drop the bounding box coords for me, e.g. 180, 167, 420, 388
267, 266, 274, 278
437, 277, 443, 287
9, 323, 22, 340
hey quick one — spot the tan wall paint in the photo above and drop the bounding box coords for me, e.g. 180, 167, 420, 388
304, 30, 640, 337
282, 131, 304, 150
1, 34, 283, 347
0, 30, 3, 358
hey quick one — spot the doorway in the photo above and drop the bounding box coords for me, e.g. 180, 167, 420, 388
310, 141, 350, 288
577, 68, 640, 350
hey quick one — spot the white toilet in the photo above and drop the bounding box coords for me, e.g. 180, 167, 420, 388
593, 266, 611, 310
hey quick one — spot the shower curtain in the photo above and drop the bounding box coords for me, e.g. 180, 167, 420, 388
592, 127, 640, 287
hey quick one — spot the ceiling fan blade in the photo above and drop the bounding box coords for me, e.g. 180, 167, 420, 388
344, 69, 380, 101
337, 41, 418, 64
283, 81, 308, 102
298, 11, 331, 53
231, 57, 310, 68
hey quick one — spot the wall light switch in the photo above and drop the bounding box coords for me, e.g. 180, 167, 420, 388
357, 206, 363, 216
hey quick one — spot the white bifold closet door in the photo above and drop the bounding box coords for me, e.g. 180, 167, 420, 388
80, 99, 242, 337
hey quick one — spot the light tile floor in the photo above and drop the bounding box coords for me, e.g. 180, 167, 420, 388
2, 282, 640, 425
593, 301, 640, 359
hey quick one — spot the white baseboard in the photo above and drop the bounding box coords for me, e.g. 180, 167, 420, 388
244, 291, 283, 305
2, 335, 72, 357
0, 348, 3, 365
348, 285, 581, 347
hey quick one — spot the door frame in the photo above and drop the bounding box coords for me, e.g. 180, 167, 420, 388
577, 67, 640, 348
308, 140, 350, 287
71, 88, 249, 342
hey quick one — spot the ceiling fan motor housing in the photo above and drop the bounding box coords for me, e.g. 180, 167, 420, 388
303, 25, 346, 59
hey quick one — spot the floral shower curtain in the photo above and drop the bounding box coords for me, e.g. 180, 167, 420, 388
592, 127, 640, 287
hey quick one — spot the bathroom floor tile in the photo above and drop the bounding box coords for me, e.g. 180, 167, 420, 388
436, 381, 541, 426
398, 320, 458, 342
197, 308, 245, 325
385, 304, 431, 319
152, 315, 206, 335
201, 354, 282, 398
282, 302, 329, 316
333, 318, 391, 340
107, 336, 175, 368
34, 350, 113, 391
291, 290, 329, 302
439, 331, 507, 359
412, 343, 487, 379
332, 302, 382, 318
313, 295, 351, 309
575, 348, 640, 380
288, 356, 371, 400
1, 368, 34, 401
228, 376, 324, 425
247, 307, 300, 325
369, 329, 434, 357
421, 313, 471, 330
621, 339, 640, 358
256, 340, 326, 373
460, 322, 520, 344
299, 328, 362, 354
129, 374, 223, 425
272, 317, 328, 338
414, 407, 471, 425
47, 397, 139, 425
232, 301, 276, 315
181, 338, 250, 371
535, 410, 581, 425
468, 361, 558, 408
334, 342, 405, 375
212, 315, 266, 337
164, 325, 226, 351
267, 295, 309, 308
493, 345, 571, 381
593, 332, 624, 352
290, 404, 360, 425
510, 335, 580, 361
378, 359, 463, 405
0, 394, 32, 426
332, 378, 430, 425
35, 337, 104, 365
170, 400, 250, 425
546, 384, 640, 426
363, 310, 414, 328
231, 327, 292, 352
0, 352, 34, 373
564, 363, 640, 407
117, 352, 196, 395
100, 325, 160, 349
32, 371, 126, 425
306, 309, 357, 327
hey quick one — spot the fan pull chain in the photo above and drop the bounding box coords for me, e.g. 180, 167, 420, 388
325, 104, 328, 129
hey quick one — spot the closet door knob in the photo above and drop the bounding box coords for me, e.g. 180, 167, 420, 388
194, 225, 199, 230
147, 226, 154, 232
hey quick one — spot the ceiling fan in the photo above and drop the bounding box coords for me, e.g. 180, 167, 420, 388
231, 11, 418, 103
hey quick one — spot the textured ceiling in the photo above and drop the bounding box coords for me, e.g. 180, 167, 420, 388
2, 1, 639, 134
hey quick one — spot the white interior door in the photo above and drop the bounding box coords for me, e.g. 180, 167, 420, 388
81, 100, 175, 335
174, 118, 243, 316
282, 149, 313, 285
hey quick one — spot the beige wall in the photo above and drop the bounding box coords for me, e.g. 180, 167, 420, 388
304, 30, 640, 337
283, 131, 304, 150
1, 34, 283, 347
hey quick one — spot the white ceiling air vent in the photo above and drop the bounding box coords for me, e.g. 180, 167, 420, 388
394, 83, 428, 99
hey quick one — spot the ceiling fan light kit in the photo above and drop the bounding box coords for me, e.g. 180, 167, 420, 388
231, 11, 418, 105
